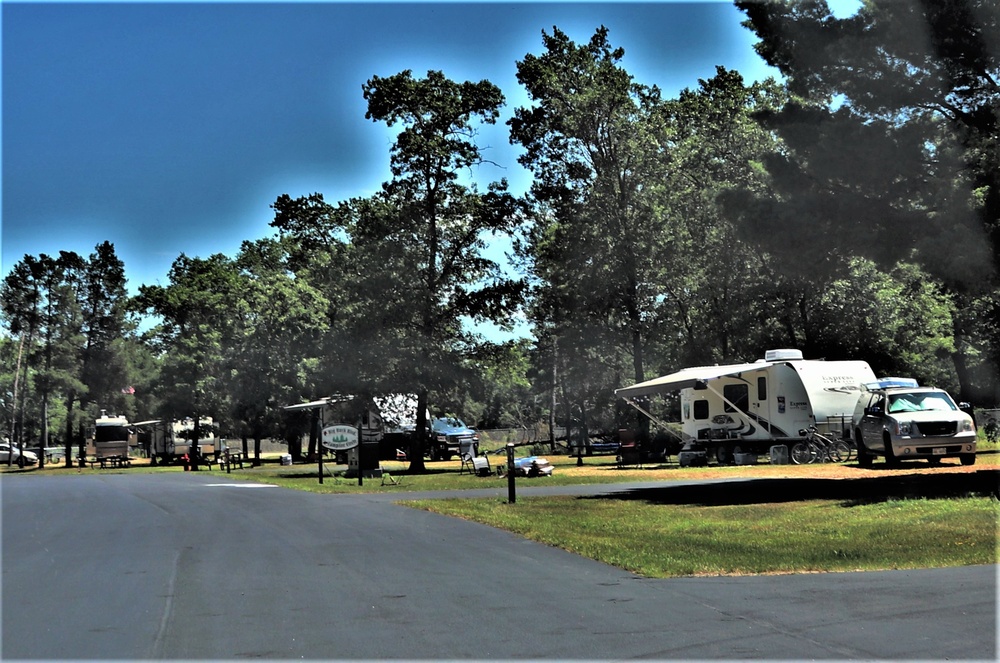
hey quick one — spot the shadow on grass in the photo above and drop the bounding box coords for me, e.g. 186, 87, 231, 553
585, 469, 1000, 507
273, 466, 454, 479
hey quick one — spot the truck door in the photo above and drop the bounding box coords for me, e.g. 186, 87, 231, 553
861, 393, 886, 450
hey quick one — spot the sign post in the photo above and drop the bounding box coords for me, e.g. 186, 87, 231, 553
506, 443, 516, 504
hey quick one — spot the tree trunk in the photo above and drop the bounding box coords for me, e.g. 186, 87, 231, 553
409, 390, 428, 473
951, 316, 974, 403
549, 336, 557, 453
77, 421, 87, 468
39, 397, 48, 469
191, 416, 200, 470
8, 334, 24, 466
64, 392, 76, 468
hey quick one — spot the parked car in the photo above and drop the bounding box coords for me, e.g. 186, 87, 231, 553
852, 379, 977, 467
0, 443, 39, 466
427, 416, 479, 461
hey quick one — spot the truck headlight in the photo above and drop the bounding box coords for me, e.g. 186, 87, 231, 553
897, 421, 911, 436
961, 419, 974, 432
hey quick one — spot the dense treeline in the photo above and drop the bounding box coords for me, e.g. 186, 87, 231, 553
3, 2, 998, 466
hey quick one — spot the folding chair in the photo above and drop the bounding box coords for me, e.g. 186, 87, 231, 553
380, 467, 403, 486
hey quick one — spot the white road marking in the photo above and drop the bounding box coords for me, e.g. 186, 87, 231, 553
203, 483, 278, 488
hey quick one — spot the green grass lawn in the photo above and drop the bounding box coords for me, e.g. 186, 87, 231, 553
407, 493, 998, 577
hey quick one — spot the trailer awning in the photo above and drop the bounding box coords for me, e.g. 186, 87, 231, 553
283, 395, 354, 411
615, 362, 763, 399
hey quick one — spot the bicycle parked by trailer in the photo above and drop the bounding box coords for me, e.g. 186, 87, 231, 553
791, 426, 854, 464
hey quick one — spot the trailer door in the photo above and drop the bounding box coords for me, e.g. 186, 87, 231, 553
750, 375, 770, 436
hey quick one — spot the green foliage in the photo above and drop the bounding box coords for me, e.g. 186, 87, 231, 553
734, 0, 1000, 401
1, 245, 136, 449
6, 11, 1000, 450
134, 254, 244, 424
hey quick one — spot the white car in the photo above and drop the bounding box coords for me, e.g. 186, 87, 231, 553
852, 379, 976, 467
0, 443, 39, 466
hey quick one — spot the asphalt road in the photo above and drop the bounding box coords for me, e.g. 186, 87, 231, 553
2, 472, 996, 660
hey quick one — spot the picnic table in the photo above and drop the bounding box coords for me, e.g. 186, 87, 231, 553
97, 455, 131, 469
219, 450, 245, 470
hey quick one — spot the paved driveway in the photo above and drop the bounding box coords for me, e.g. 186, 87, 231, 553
3, 473, 995, 659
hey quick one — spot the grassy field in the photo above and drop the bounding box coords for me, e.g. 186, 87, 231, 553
7, 438, 997, 578
408, 492, 998, 577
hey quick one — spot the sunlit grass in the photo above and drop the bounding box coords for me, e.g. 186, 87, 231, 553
408, 494, 999, 577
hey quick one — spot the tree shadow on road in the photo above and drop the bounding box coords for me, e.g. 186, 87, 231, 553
585, 469, 999, 507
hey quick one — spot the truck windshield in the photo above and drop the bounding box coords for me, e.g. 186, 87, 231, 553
887, 391, 956, 413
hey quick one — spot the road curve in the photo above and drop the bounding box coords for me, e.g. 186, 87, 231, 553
2, 473, 995, 660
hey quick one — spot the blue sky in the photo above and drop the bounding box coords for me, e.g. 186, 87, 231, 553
3, 1, 782, 325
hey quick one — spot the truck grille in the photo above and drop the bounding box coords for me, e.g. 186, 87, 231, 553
914, 421, 957, 437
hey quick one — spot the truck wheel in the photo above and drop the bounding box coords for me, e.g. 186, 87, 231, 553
854, 429, 873, 468
960, 454, 976, 466
883, 434, 900, 467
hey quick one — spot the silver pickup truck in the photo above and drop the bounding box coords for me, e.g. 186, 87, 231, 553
852, 379, 977, 467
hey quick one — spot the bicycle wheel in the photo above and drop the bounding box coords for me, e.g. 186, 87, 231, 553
831, 440, 853, 463
791, 442, 814, 465
812, 434, 844, 462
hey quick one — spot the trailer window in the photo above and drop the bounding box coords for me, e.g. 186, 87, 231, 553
693, 400, 709, 420
723, 384, 749, 413
757, 377, 767, 401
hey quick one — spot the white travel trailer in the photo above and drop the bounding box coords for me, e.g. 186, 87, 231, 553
137, 417, 219, 465
615, 349, 877, 463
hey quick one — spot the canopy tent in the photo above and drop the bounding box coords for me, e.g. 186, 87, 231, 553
614, 362, 764, 399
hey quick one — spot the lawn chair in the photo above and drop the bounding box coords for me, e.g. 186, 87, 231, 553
380, 466, 404, 486
459, 452, 475, 474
